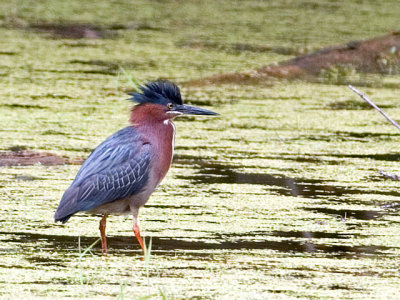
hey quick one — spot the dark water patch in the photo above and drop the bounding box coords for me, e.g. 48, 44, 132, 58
173, 153, 226, 165
335, 131, 399, 139
42, 130, 69, 136
177, 40, 273, 53
303, 207, 382, 220
260, 153, 342, 165
263, 96, 306, 101
14, 175, 38, 181
62, 41, 101, 47
177, 40, 308, 56
8, 145, 28, 152
295, 133, 369, 143
336, 131, 400, 139
69, 59, 157, 74
17, 279, 70, 286
294, 1, 341, 11
268, 151, 400, 163
287, 155, 323, 163
0, 232, 90, 251
118, 236, 392, 258
230, 123, 269, 130
0, 51, 17, 55
144, 219, 168, 223
328, 284, 363, 291
168, 265, 209, 271
199, 220, 220, 224
330, 269, 380, 276
175, 145, 230, 151
70, 59, 119, 68
368, 173, 390, 182
145, 204, 205, 210
81, 69, 117, 75
330, 152, 400, 161
18, 280, 53, 285
62, 146, 95, 153
222, 42, 273, 53
1, 103, 48, 109
180, 150, 341, 165
217, 230, 352, 239
215, 149, 400, 164
327, 100, 395, 110
35, 68, 117, 76
30, 93, 74, 100
0, 264, 36, 270
28, 22, 161, 39
26, 256, 66, 268
29, 23, 118, 39
271, 230, 352, 239
129, 23, 163, 31
70, 59, 139, 68
177, 166, 341, 198
1, 231, 392, 258
265, 289, 290, 294
109, 23, 162, 31
174, 157, 400, 198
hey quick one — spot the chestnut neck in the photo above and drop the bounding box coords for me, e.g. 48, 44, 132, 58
129, 103, 176, 182
129, 103, 170, 126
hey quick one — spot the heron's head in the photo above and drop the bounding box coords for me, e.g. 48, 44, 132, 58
128, 80, 218, 124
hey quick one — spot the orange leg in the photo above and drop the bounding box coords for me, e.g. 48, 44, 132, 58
133, 223, 145, 252
99, 214, 108, 254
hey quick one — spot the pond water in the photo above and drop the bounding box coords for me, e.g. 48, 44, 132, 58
1, 0, 400, 298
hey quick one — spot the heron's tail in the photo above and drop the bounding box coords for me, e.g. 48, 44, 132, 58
54, 185, 79, 223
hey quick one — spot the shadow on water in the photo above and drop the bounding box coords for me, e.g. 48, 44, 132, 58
175, 158, 400, 198
303, 207, 382, 220
30, 23, 115, 39
0, 231, 392, 259
334, 131, 399, 139
178, 169, 338, 198
26, 256, 67, 268
1, 103, 48, 110
26, 22, 162, 40
330, 153, 400, 161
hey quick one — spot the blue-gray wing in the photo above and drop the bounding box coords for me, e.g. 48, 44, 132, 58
54, 127, 151, 223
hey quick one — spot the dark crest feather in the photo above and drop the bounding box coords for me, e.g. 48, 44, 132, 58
128, 80, 183, 106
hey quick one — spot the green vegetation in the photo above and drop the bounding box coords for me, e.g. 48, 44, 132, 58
1, 0, 400, 298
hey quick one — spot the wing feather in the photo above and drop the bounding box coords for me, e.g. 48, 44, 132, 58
55, 127, 151, 222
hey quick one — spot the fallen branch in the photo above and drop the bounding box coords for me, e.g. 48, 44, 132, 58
348, 85, 400, 132
349, 85, 400, 180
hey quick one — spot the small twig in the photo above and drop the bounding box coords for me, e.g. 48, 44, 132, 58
378, 169, 400, 181
382, 201, 400, 209
348, 85, 400, 132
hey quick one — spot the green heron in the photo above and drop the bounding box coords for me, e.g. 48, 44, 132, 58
54, 80, 218, 253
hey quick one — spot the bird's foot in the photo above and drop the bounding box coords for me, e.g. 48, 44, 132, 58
133, 224, 145, 253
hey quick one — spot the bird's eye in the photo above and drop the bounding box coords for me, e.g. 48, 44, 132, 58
167, 103, 174, 110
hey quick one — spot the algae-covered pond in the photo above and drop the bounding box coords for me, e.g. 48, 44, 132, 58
1, 0, 400, 298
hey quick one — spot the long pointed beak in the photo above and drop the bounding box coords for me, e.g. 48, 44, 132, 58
175, 104, 219, 116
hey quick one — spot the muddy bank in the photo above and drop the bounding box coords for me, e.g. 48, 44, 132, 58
0, 149, 83, 166
190, 33, 400, 85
